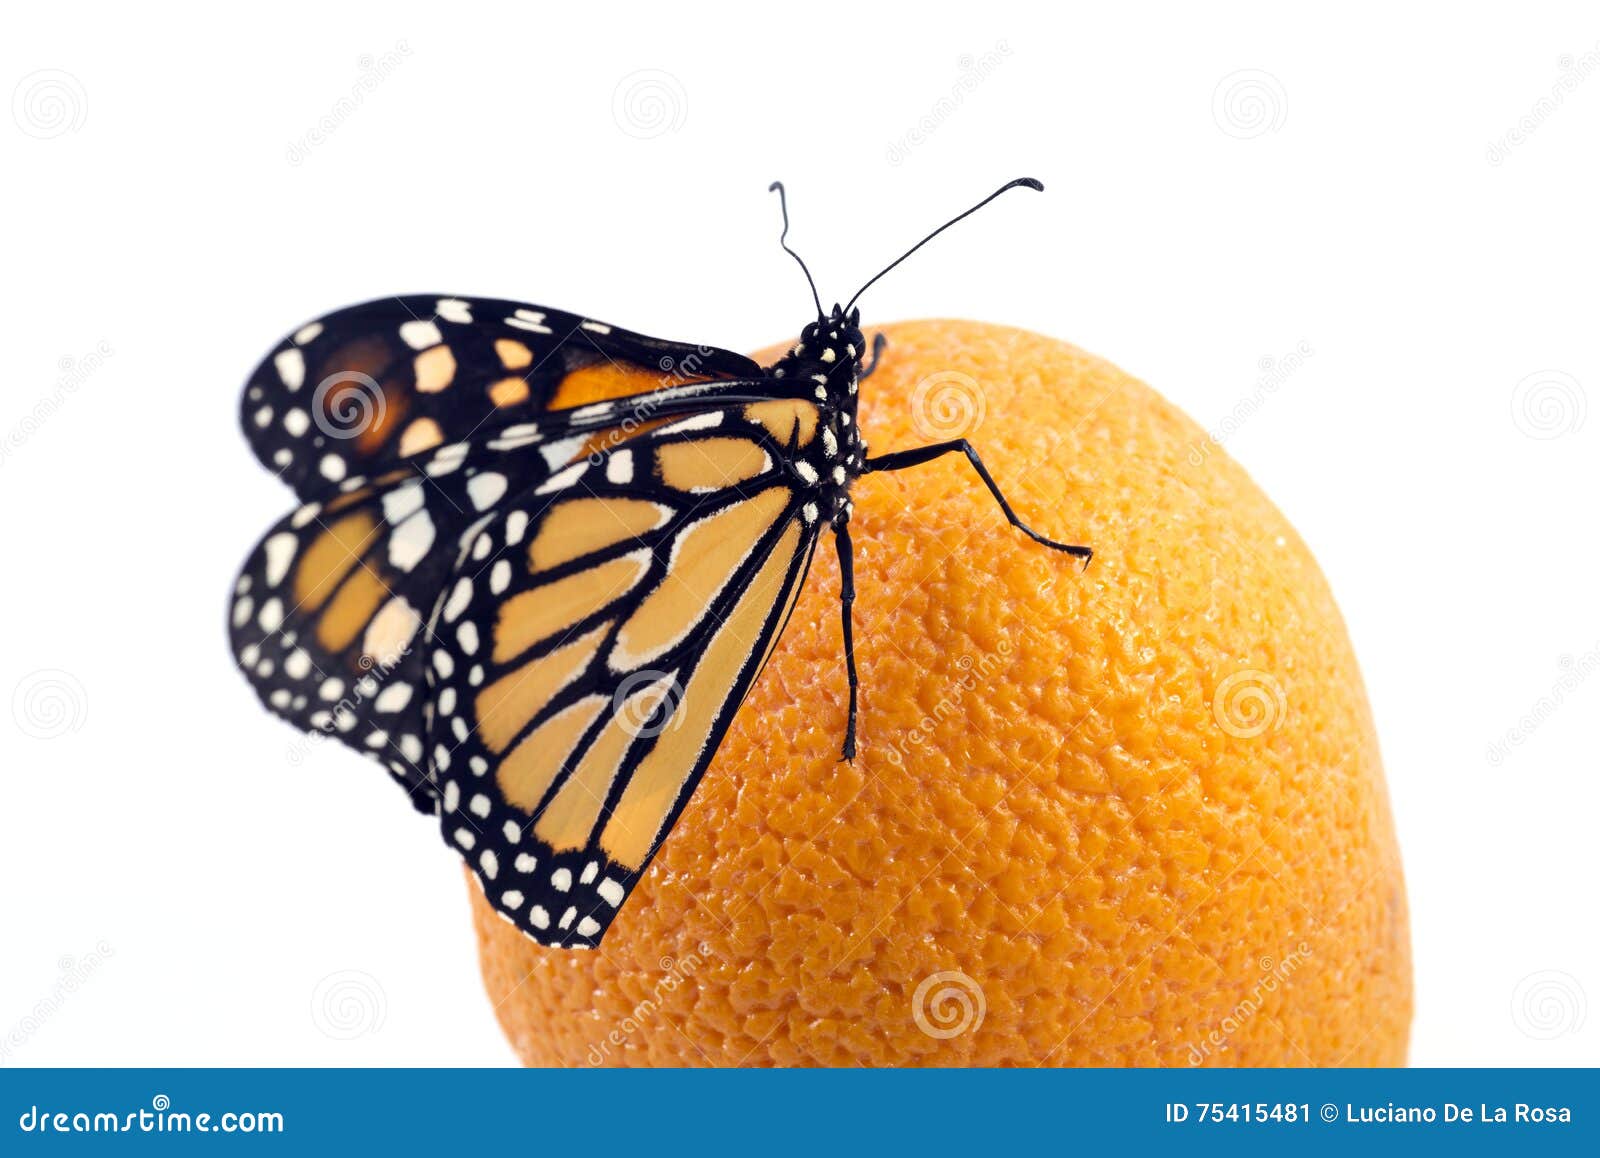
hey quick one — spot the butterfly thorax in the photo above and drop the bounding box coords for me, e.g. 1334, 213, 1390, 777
767, 310, 868, 527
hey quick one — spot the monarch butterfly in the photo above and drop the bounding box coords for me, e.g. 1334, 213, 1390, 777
230, 178, 1091, 947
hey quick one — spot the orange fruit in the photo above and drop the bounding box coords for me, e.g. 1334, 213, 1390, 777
468, 319, 1411, 1066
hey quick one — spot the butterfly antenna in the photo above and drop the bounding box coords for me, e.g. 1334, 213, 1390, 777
844, 177, 1044, 314
768, 181, 824, 317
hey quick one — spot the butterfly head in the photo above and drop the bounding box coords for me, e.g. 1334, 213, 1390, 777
803, 305, 865, 368
773, 305, 867, 402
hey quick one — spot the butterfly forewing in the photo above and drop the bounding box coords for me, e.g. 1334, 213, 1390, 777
240, 294, 764, 499
424, 409, 822, 946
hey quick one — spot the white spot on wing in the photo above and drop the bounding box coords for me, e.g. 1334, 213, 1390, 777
489, 559, 512, 595
263, 533, 298, 586
382, 482, 425, 524
538, 433, 589, 469
426, 443, 469, 477
388, 510, 435, 571
435, 298, 473, 324
399, 319, 442, 350
658, 412, 723, 435
442, 577, 473, 622
535, 461, 588, 495
467, 472, 508, 511
506, 309, 552, 334
274, 348, 305, 390
488, 424, 542, 452
374, 682, 412, 713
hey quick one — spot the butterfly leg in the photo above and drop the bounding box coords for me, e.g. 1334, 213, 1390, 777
835, 517, 860, 761
864, 440, 1093, 568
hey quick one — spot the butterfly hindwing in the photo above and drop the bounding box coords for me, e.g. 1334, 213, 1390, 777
228, 439, 556, 806
240, 294, 765, 500
424, 407, 823, 946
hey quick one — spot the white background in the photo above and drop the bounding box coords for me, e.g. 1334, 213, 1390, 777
2, 1, 1596, 1067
